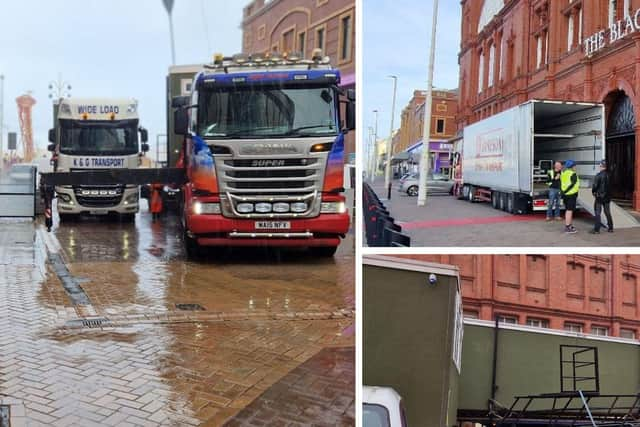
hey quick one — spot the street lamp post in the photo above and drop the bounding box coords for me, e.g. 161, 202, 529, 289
385, 75, 398, 199
162, 0, 177, 65
368, 126, 375, 182
417, 0, 440, 207
49, 74, 72, 132
372, 109, 379, 183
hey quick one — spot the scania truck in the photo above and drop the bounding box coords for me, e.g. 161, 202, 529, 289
48, 98, 149, 222
172, 51, 354, 257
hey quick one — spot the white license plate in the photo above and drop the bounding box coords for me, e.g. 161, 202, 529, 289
255, 221, 291, 230
89, 210, 109, 215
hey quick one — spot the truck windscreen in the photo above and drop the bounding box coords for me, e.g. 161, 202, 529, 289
59, 119, 139, 155
198, 85, 338, 139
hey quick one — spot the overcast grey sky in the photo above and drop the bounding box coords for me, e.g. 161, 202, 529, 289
363, 0, 462, 146
0, 0, 244, 159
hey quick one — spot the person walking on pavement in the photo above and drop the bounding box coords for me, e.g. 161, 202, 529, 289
546, 161, 563, 221
561, 160, 580, 234
590, 160, 614, 234
150, 183, 163, 222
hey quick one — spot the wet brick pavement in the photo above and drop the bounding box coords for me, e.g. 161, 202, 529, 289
225, 347, 354, 426
0, 211, 354, 426
368, 177, 640, 247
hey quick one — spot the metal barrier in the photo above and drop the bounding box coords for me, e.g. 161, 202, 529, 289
363, 183, 410, 247
0, 165, 36, 219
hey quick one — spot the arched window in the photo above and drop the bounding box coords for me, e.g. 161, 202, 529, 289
478, 51, 485, 93
488, 44, 496, 87
478, 0, 505, 33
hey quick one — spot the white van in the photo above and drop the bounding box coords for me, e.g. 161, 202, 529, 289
363, 386, 408, 427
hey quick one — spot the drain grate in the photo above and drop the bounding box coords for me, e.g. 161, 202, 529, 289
175, 303, 205, 311
0, 405, 9, 427
64, 317, 111, 329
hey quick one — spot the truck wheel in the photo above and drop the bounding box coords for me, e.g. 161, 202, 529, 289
59, 214, 75, 223
491, 192, 499, 209
120, 214, 135, 223
467, 186, 475, 202
407, 185, 418, 197
462, 185, 469, 200
506, 193, 515, 214
184, 232, 202, 259
498, 192, 506, 211
310, 246, 338, 257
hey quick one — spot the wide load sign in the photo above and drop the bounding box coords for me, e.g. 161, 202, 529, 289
585, 9, 640, 56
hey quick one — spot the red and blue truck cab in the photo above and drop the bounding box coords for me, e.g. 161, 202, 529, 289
172, 51, 355, 257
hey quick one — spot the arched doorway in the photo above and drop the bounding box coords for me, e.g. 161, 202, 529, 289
605, 91, 636, 204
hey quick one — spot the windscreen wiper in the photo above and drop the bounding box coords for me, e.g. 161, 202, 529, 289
281, 124, 336, 135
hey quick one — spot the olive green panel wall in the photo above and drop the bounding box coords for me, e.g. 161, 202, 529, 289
364, 265, 460, 427
460, 324, 640, 412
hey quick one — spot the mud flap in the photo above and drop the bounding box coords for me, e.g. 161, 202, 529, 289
578, 188, 639, 229
514, 193, 530, 215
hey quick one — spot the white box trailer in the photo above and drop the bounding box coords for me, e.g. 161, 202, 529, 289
460, 100, 605, 213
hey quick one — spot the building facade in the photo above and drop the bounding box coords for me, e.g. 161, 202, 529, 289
459, 0, 640, 207
394, 254, 640, 339
241, 0, 356, 160
394, 89, 458, 175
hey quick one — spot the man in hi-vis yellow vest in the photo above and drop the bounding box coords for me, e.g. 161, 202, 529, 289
561, 160, 579, 234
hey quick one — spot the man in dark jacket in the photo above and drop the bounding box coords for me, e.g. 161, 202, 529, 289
590, 160, 613, 234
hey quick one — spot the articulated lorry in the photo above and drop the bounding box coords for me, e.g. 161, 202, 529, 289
172, 51, 354, 257
457, 100, 606, 211
48, 98, 149, 221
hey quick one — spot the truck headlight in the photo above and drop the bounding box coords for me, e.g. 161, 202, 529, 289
290, 202, 308, 213
193, 201, 221, 215
236, 203, 254, 213
125, 193, 139, 204
254, 203, 272, 213
320, 201, 346, 214
272, 202, 290, 213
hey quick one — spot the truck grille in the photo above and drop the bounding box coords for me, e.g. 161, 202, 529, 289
219, 158, 321, 194
216, 156, 327, 218
74, 185, 124, 208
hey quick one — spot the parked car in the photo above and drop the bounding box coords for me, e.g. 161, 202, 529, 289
398, 173, 453, 196
363, 386, 408, 427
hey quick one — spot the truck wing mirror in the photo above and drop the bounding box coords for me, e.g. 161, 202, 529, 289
174, 109, 189, 135
346, 89, 355, 102
139, 127, 149, 143
172, 96, 190, 109
344, 101, 355, 132
141, 143, 150, 153
48, 129, 55, 143
47, 143, 55, 152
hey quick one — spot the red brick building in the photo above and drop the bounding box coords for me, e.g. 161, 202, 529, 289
459, 0, 640, 207
394, 254, 640, 339
241, 0, 356, 160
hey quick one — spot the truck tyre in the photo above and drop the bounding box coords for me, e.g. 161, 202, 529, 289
467, 186, 475, 202
59, 214, 75, 223
407, 185, 418, 197
491, 192, 499, 209
462, 185, 470, 200
498, 192, 506, 211
310, 246, 338, 257
184, 231, 202, 259
506, 193, 515, 214
120, 213, 135, 223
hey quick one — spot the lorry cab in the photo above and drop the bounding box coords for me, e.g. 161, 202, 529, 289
172, 51, 355, 257
363, 386, 408, 427
48, 97, 149, 221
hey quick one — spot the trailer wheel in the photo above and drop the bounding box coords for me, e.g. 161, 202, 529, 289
462, 185, 470, 200
498, 192, 506, 211
310, 246, 338, 257
467, 186, 475, 202
491, 192, 499, 209
506, 193, 515, 214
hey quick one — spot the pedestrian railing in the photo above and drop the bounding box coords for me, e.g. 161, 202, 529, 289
363, 183, 411, 247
